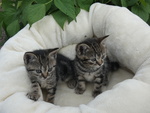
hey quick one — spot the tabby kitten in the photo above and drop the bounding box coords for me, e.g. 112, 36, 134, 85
56, 53, 77, 89
24, 48, 59, 103
74, 36, 115, 97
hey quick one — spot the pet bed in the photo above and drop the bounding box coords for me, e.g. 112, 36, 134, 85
0, 3, 150, 113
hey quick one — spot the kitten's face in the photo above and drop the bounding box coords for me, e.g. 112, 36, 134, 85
76, 36, 108, 68
24, 48, 59, 79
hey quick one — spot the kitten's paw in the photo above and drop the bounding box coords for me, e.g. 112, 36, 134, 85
67, 79, 77, 89
27, 92, 40, 101
75, 87, 85, 94
46, 94, 54, 103
92, 90, 102, 97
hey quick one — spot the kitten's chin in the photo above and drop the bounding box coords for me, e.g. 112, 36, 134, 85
87, 65, 101, 70
94, 65, 101, 69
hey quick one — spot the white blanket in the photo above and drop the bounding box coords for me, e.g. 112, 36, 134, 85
1, 3, 150, 113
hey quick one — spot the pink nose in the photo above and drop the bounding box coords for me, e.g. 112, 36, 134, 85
97, 59, 103, 66
42, 73, 48, 78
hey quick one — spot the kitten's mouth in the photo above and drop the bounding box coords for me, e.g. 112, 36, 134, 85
43, 76, 47, 79
42, 74, 48, 79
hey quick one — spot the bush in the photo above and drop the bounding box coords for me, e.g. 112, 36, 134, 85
0, 0, 150, 46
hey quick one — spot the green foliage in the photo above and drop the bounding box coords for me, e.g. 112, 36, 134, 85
54, 0, 76, 20
77, 0, 94, 11
23, 4, 46, 25
0, 0, 93, 44
1, 0, 150, 46
52, 10, 69, 29
6, 20, 20, 37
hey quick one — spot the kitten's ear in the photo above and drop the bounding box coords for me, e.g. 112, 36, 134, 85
76, 44, 90, 56
48, 48, 59, 59
24, 52, 38, 64
97, 35, 109, 43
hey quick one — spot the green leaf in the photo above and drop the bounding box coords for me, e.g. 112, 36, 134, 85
54, 0, 76, 19
145, 0, 150, 4
20, 0, 34, 10
2, 0, 14, 10
121, 0, 138, 7
20, 13, 28, 26
77, 0, 93, 11
35, 0, 52, 4
111, 0, 121, 6
139, 0, 147, 6
100, 0, 111, 4
47, 2, 58, 14
131, 5, 149, 22
146, 15, 150, 25
45, 0, 53, 12
0, 12, 5, 23
121, 0, 127, 7
52, 10, 68, 29
67, 17, 73, 24
6, 20, 20, 37
23, 4, 46, 26
126, 0, 139, 7
3, 9, 17, 26
75, 6, 80, 17
16, 1, 22, 9
141, 3, 150, 13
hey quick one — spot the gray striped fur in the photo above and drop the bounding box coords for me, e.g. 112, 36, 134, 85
24, 48, 59, 103
74, 36, 111, 97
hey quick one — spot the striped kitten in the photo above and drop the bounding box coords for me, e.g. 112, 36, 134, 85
74, 36, 117, 97
24, 48, 59, 103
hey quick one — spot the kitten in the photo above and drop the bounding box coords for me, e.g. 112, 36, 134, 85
56, 53, 77, 89
74, 36, 119, 97
23, 48, 59, 103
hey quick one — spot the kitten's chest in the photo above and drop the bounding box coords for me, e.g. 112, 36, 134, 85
39, 79, 48, 88
38, 77, 56, 88
83, 71, 99, 82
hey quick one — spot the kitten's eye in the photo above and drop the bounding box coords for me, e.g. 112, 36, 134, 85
91, 58, 96, 62
48, 68, 52, 72
102, 54, 106, 59
48, 65, 55, 72
36, 70, 42, 73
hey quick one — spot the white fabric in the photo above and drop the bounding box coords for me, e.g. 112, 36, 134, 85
0, 3, 150, 113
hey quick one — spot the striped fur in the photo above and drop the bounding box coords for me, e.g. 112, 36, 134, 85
24, 48, 59, 103
74, 36, 115, 97
56, 53, 77, 89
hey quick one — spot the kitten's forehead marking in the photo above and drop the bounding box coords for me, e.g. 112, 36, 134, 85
38, 54, 49, 68
91, 41, 101, 56
42, 66, 48, 72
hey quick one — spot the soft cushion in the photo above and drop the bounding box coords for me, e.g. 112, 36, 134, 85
1, 3, 150, 113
